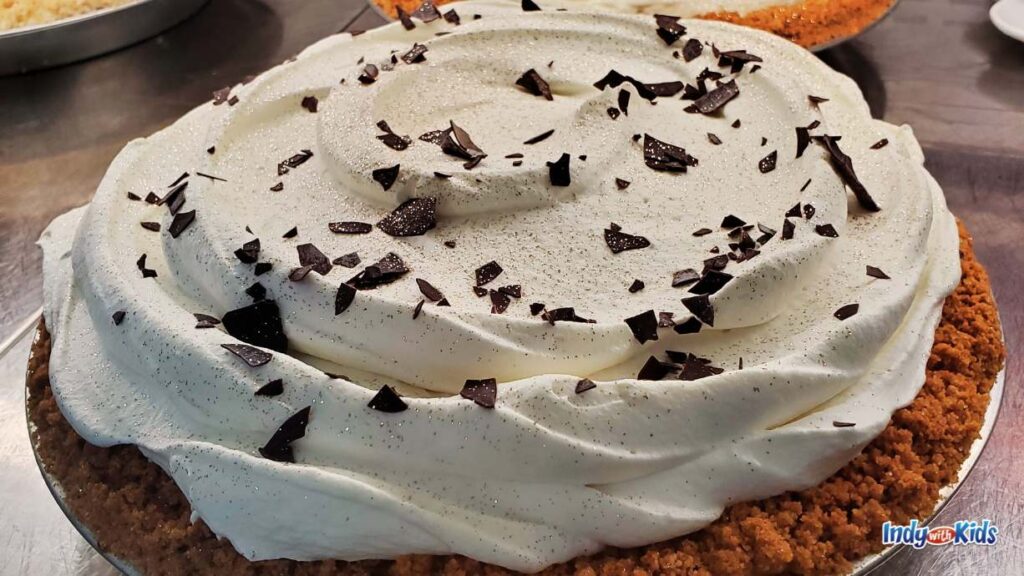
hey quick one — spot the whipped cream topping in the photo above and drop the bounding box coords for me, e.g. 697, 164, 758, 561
543, 0, 804, 18
40, 2, 959, 572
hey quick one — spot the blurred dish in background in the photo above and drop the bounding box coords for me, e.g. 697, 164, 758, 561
1, 0, 132, 31
990, 0, 1024, 42
0, 0, 208, 75
368, 0, 899, 50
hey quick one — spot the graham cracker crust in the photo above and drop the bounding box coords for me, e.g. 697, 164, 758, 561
368, 0, 897, 49
27, 221, 1004, 575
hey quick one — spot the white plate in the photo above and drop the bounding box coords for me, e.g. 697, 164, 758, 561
0, 0, 209, 76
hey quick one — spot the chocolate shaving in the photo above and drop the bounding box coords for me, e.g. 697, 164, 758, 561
329, 221, 373, 234
678, 353, 724, 381
222, 300, 288, 352
685, 80, 739, 115
335, 283, 357, 314
721, 214, 746, 228
615, 178, 631, 190
377, 197, 437, 237
796, 126, 811, 158
127, 192, 141, 201
368, 385, 408, 412
255, 262, 273, 276
547, 153, 571, 186
672, 269, 700, 287
289, 265, 314, 282
413, 299, 426, 318
834, 303, 859, 321
618, 89, 630, 116
301, 95, 318, 112
525, 129, 555, 145
112, 310, 126, 325
372, 164, 401, 191
489, 289, 511, 314
682, 38, 703, 61
654, 14, 686, 45
803, 204, 816, 219
808, 95, 829, 105
643, 134, 698, 172
605, 226, 651, 253
541, 307, 594, 324
222, 343, 273, 367
814, 134, 880, 212
347, 252, 409, 290
278, 150, 314, 175
416, 278, 445, 301
758, 150, 777, 173
658, 311, 676, 327
397, 6, 415, 29
377, 120, 412, 151
246, 282, 267, 302
681, 295, 714, 326
259, 406, 310, 463
475, 261, 503, 286
255, 379, 284, 397
870, 138, 889, 150
194, 313, 220, 329
443, 9, 460, 24
607, 107, 620, 120
625, 310, 659, 344
673, 316, 703, 334
833, 421, 856, 428
815, 223, 839, 238
629, 279, 645, 293
637, 355, 672, 380
593, 70, 657, 101
530, 302, 545, 316
866, 265, 890, 280
195, 172, 226, 182
689, 270, 733, 295
460, 378, 497, 408
168, 210, 196, 238
717, 50, 762, 73
693, 228, 713, 237
270, 182, 284, 192
402, 43, 428, 64
781, 218, 795, 240
297, 243, 332, 275
282, 227, 298, 239
785, 203, 802, 218
707, 133, 722, 145
521, 0, 541, 11
498, 285, 522, 298
575, 378, 596, 394
644, 81, 685, 97
358, 64, 380, 84
140, 221, 160, 232
334, 252, 361, 268
235, 239, 261, 264
516, 69, 553, 100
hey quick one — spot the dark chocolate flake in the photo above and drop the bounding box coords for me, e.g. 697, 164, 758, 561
808, 95, 829, 105
815, 223, 839, 238
689, 270, 733, 295
301, 96, 318, 112
140, 221, 160, 232
270, 182, 284, 192
682, 38, 703, 61
629, 279, 645, 293
377, 197, 437, 237
833, 420, 857, 428
870, 138, 889, 150
681, 295, 714, 326
255, 262, 273, 276
673, 316, 703, 334
654, 14, 687, 45
335, 283, 357, 314
644, 81, 685, 97
127, 192, 141, 201
530, 302, 545, 316
498, 285, 522, 298
521, 0, 541, 11
866, 265, 891, 280
607, 107, 620, 120
235, 239, 261, 264
222, 343, 273, 367
334, 252, 361, 268
443, 9, 460, 24
255, 379, 284, 397
604, 227, 651, 253
814, 134, 880, 212
637, 356, 672, 380
358, 64, 380, 84
547, 153, 571, 186
371, 164, 401, 191
693, 227, 713, 237
615, 178, 631, 190
168, 210, 196, 239
282, 227, 298, 239
672, 268, 700, 287
489, 289, 511, 314
246, 282, 267, 302
416, 278, 445, 301
460, 378, 497, 408
368, 385, 408, 413
707, 133, 722, 145
575, 378, 596, 394
781, 218, 795, 240
297, 243, 332, 275
259, 406, 310, 463
401, 43, 428, 64
475, 261, 503, 286
643, 134, 698, 172
222, 300, 288, 352
112, 310, 126, 325
834, 303, 859, 321
685, 80, 739, 115
721, 214, 746, 229
803, 203, 815, 219
625, 310, 659, 344
413, 299, 425, 318
515, 69, 553, 100
618, 89, 630, 116
524, 129, 555, 145
329, 221, 373, 235
347, 252, 409, 290
758, 150, 777, 173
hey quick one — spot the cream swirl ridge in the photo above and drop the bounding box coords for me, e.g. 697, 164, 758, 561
40, 1, 959, 572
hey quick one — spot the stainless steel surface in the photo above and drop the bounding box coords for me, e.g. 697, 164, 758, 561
0, 0, 1022, 573
0, 0, 210, 75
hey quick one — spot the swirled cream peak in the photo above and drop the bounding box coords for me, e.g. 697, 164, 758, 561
40, 1, 959, 572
